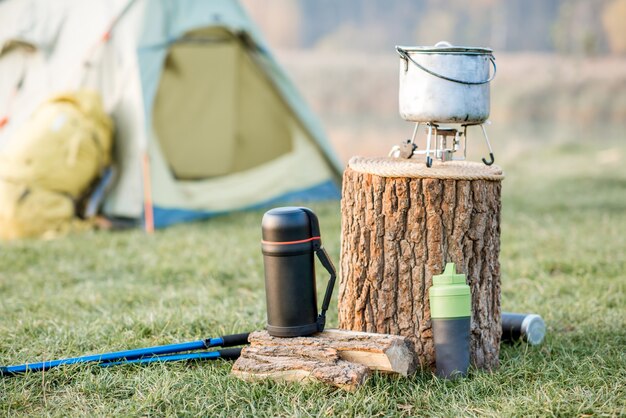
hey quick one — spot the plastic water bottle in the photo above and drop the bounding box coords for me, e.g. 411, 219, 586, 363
429, 263, 471, 379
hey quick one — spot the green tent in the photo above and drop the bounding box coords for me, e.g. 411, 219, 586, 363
0, 0, 342, 228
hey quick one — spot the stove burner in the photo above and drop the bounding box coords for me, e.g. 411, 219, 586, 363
389, 122, 495, 167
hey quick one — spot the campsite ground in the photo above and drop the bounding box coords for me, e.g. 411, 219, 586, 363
1, 52, 626, 416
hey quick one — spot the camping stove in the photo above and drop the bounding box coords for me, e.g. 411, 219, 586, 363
389, 121, 495, 167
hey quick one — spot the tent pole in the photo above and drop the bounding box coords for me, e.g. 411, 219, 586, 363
142, 152, 154, 233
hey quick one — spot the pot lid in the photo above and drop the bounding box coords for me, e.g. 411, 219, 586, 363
397, 41, 492, 55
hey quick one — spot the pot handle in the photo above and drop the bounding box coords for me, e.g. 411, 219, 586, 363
396, 46, 496, 85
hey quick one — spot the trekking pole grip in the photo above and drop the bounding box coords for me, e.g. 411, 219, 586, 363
220, 333, 250, 347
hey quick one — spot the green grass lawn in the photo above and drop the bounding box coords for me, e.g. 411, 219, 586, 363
1, 142, 625, 417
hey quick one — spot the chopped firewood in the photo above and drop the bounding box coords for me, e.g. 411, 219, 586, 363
231, 329, 415, 391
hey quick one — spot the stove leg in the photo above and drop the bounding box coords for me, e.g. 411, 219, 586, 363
426, 124, 434, 167
480, 124, 495, 166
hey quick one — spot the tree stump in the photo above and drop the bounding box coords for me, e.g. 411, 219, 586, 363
338, 157, 504, 370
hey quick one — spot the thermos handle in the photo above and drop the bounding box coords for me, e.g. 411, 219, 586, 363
314, 246, 336, 332
301, 208, 337, 332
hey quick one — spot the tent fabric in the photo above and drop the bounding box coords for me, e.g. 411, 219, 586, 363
152, 179, 340, 228
152, 27, 294, 179
0, 0, 342, 228
0, 0, 67, 56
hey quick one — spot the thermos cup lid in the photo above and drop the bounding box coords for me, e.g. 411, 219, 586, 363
429, 263, 471, 319
262, 207, 315, 243
522, 314, 546, 346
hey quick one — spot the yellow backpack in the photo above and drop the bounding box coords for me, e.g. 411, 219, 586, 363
0, 90, 113, 240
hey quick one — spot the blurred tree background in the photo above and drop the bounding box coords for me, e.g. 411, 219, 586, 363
243, 0, 626, 55
241, 0, 626, 163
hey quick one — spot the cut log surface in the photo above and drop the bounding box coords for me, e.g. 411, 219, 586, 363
231, 329, 416, 391
339, 164, 502, 370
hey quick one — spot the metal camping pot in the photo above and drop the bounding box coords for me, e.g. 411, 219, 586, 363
397, 41, 496, 124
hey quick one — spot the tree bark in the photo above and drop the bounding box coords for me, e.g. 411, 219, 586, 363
338, 167, 502, 370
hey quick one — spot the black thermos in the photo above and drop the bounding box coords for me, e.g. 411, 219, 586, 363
261, 207, 337, 338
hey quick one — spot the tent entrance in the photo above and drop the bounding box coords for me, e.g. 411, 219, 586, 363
152, 27, 292, 180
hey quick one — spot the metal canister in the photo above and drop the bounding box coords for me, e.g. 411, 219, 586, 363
501, 312, 546, 345
261, 207, 336, 338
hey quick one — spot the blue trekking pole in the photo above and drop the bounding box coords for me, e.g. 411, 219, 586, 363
1, 332, 249, 375
101, 347, 243, 367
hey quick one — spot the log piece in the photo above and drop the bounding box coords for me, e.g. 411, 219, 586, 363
231, 329, 416, 391
339, 161, 503, 371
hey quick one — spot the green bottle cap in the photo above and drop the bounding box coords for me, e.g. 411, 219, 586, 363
429, 263, 471, 319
